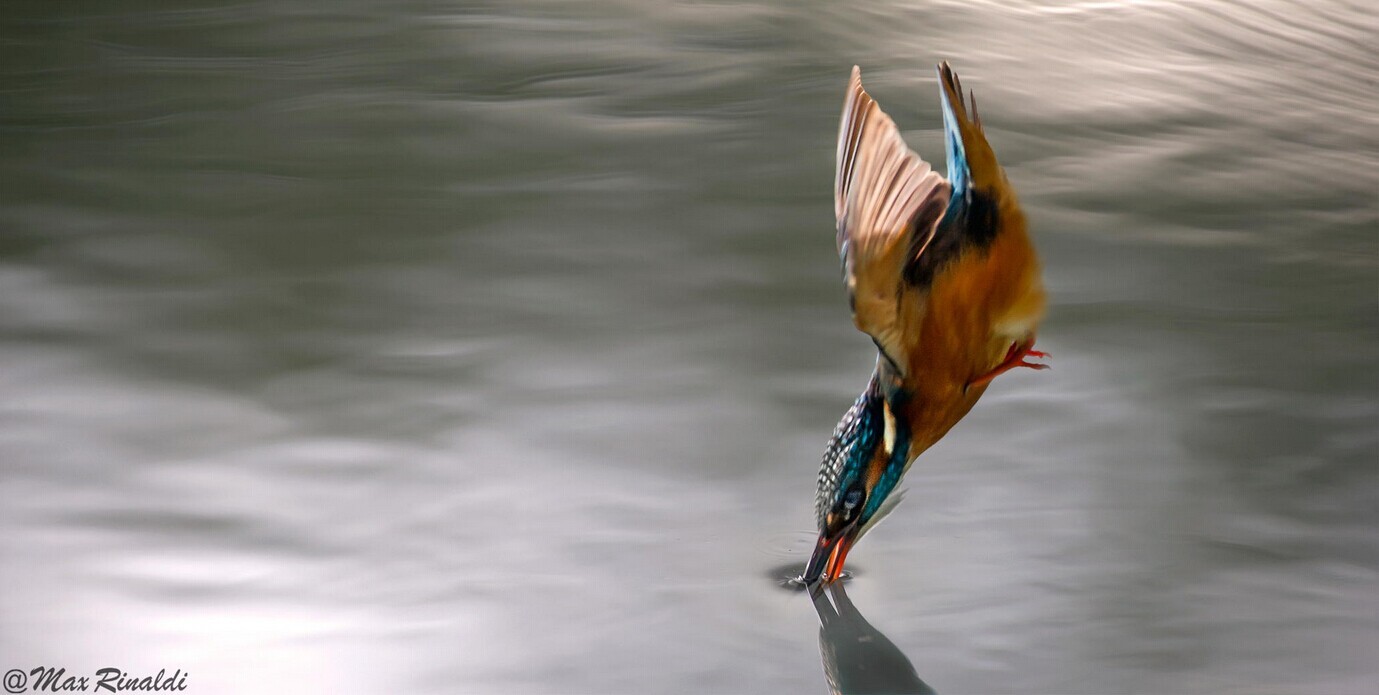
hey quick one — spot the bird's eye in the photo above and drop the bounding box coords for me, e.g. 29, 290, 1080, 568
841, 487, 864, 514
825, 486, 867, 530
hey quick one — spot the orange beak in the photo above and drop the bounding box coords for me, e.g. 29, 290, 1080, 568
802, 527, 858, 586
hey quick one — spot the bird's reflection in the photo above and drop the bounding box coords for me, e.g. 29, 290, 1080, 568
811, 581, 935, 695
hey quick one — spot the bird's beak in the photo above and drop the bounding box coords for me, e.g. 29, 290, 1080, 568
802, 527, 857, 586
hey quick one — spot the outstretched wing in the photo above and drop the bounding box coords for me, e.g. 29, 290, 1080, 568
835, 66, 951, 371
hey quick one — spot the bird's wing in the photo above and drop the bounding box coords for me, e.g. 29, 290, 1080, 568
836, 66, 952, 370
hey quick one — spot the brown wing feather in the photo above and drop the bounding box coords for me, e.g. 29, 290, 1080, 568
835, 66, 951, 370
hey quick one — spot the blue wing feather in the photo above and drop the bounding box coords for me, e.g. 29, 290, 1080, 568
938, 66, 970, 201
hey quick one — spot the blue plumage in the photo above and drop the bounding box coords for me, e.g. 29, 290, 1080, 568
813, 379, 883, 526
814, 374, 912, 529
938, 71, 970, 201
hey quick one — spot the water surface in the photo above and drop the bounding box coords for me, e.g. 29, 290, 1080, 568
2, 1, 1376, 693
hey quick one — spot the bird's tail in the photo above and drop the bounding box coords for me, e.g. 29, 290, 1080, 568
936, 61, 1004, 194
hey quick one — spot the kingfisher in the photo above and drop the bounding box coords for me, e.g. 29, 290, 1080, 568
802, 63, 1048, 585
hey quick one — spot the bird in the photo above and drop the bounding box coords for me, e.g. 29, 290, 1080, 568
802, 63, 1048, 585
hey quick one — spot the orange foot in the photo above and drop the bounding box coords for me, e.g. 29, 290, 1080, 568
968, 341, 1050, 389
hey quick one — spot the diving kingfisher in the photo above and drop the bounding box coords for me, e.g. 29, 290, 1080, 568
802, 63, 1048, 585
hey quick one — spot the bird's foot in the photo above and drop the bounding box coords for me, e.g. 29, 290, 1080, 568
967, 341, 1049, 389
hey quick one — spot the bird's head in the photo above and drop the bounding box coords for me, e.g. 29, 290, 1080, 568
803, 380, 908, 586
802, 482, 869, 585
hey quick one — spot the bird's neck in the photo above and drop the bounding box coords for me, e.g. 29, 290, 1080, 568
855, 363, 914, 520
873, 356, 907, 406
864, 360, 913, 464
871, 354, 977, 466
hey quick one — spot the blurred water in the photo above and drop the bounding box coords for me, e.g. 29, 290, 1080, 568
1, 1, 1376, 693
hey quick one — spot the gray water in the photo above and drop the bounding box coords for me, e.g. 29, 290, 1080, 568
2, 1, 1377, 693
